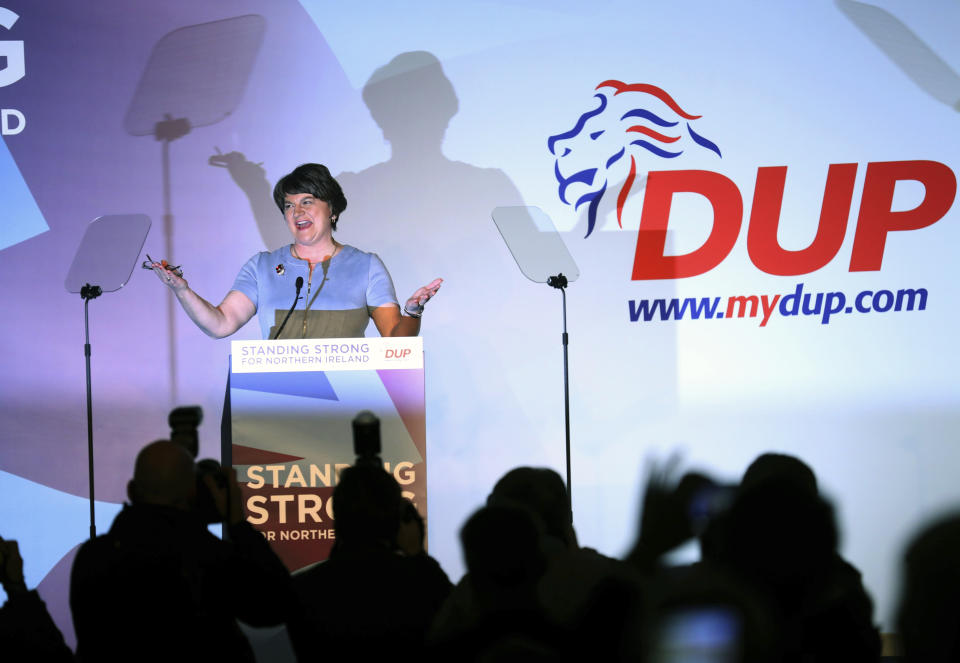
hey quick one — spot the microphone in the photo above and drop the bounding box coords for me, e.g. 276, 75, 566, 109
272, 276, 303, 340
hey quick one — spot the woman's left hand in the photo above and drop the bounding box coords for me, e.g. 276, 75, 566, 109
404, 278, 443, 316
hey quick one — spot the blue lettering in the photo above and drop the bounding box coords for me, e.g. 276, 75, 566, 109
895, 288, 927, 311
873, 290, 894, 313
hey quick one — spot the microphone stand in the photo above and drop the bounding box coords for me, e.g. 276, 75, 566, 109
273, 277, 303, 340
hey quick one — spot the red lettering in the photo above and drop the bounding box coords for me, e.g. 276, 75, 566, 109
632, 161, 956, 278
849, 160, 956, 271
632, 170, 743, 279
747, 164, 856, 275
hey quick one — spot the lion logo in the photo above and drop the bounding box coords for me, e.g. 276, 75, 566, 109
548, 80, 722, 238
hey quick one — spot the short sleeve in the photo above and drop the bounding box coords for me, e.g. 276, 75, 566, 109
366, 253, 399, 308
231, 253, 261, 311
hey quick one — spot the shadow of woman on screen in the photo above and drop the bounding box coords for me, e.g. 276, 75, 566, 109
336, 51, 531, 448
337, 51, 524, 281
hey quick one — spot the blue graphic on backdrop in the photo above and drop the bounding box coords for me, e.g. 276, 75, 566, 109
231, 369, 338, 401
548, 80, 722, 238
0, 471, 120, 600
0, 137, 48, 250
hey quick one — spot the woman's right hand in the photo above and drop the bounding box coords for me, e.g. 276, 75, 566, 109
150, 260, 188, 292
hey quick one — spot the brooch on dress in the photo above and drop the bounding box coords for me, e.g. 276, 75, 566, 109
275, 264, 285, 275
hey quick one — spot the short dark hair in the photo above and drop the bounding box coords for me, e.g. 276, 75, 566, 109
272, 163, 347, 231
487, 467, 571, 542
742, 452, 818, 494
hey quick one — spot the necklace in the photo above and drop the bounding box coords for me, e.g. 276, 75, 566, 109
291, 243, 340, 264
290, 243, 340, 337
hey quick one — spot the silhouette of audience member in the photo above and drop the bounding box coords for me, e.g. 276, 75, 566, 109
430, 503, 564, 662
623, 462, 782, 661
706, 453, 880, 663
0, 535, 74, 661
626, 464, 721, 575
288, 465, 451, 663
70, 440, 292, 663
489, 468, 641, 630
431, 467, 642, 660
461, 504, 548, 619
897, 513, 960, 662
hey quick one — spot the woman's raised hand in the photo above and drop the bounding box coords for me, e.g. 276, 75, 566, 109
404, 278, 443, 316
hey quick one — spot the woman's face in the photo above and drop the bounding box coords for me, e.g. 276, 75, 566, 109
283, 192, 335, 245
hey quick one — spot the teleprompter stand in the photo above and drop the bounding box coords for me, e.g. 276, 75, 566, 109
65, 214, 151, 538
492, 206, 580, 520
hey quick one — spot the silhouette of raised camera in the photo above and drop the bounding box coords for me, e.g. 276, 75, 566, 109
352, 410, 382, 469
169, 405, 229, 524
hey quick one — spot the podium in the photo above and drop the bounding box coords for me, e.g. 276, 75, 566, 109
223, 337, 426, 571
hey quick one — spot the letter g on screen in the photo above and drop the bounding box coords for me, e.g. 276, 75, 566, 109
0, 8, 25, 88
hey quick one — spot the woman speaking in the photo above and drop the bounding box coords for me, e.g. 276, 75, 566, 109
151, 163, 441, 339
